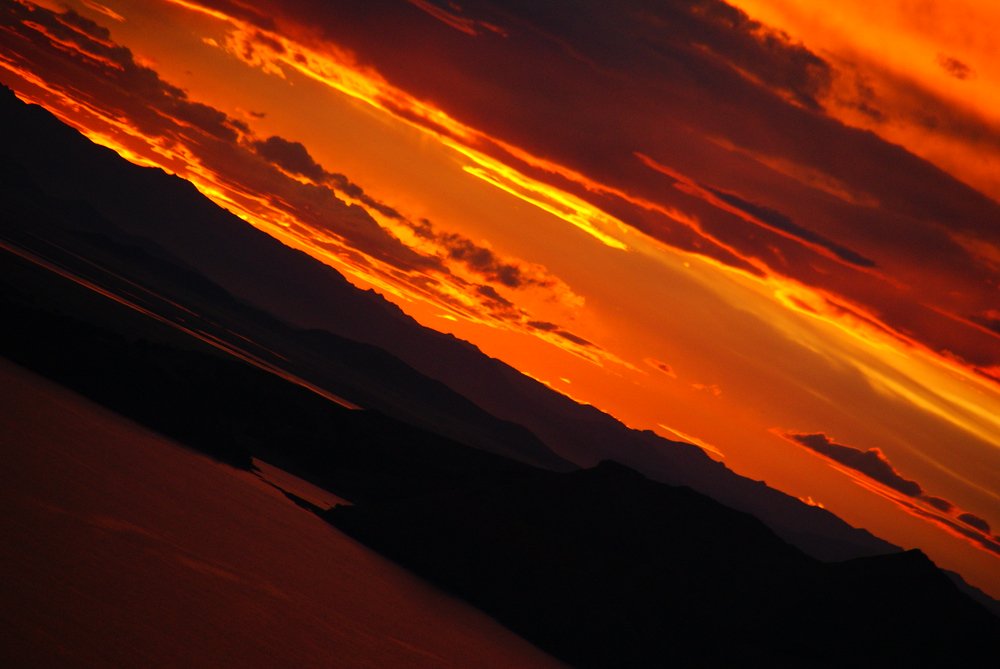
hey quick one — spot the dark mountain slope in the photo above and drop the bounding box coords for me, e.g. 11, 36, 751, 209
0, 84, 893, 560
329, 461, 998, 667
0, 156, 569, 471
2, 247, 994, 668
0, 250, 538, 498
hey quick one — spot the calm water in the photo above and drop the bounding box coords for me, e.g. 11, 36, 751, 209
0, 359, 563, 668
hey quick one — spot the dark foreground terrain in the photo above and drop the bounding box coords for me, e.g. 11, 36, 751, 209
0, 83, 903, 563
2, 239, 996, 667
1, 84, 997, 666
330, 464, 997, 667
0, 360, 564, 669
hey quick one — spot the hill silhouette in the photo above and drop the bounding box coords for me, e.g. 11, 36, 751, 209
0, 84, 898, 562
330, 461, 998, 667
2, 242, 996, 667
0, 149, 569, 472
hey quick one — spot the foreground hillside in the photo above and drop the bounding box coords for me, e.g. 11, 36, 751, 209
1, 243, 996, 667
0, 85, 898, 562
0, 360, 564, 668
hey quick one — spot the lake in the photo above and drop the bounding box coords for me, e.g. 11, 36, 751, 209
0, 359, 563, 668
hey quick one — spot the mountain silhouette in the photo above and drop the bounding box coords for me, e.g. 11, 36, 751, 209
330, 460, 998, 667
0, 84, 898, 562
2, 85, 998, 664
3, 244, 995, 667
0, 145, 569, 472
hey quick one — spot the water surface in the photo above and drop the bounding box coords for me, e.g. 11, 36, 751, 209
0, 359, 563, 668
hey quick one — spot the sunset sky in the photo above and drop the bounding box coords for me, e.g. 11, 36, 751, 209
2, 0, 997, 595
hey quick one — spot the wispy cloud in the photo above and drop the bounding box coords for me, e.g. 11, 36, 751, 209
781, 431, 998, 557
0, 0, 611, 363
786, 432, 923, 497
191, 0, 1000, 383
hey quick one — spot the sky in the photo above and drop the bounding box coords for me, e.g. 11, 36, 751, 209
1, 0, 997, 595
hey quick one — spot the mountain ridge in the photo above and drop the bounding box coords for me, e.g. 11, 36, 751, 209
328, 458, 998, 667
1, 83, 898, 561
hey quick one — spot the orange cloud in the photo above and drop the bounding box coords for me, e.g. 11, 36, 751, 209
728, 0, 1000, 201
787, 432, 923, 497
0, 0, 607, 364
780, 431, 999, 558
155, 0, 1000, 386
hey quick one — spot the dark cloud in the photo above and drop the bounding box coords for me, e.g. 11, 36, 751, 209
173, 100, 249, 142
526, 320, 595, 348
325, 173, 402, 220
221, 0, 1000, 372
250, 135, 402, 219
414, 226, 555, 290
892, 495, 1000, 557
635, 0, 832, 109
787, 432, 999, 549
970, 313, 1000, 337
848, 60, 1000, 167
554, 329, 594, 348
0, 2, 429, 272
191, 0, 277, 31
958, 513, 991, 534
444, 235, 521, 287
0, 2, 249, 144
936, 54, 974, 81
248, 29, 286, 55
475, 284, 514, 309
788, 433, 923, 497
644, 357, 677, 378
252, 135, 326, 181
706, 186, 876, 268
837, 70, 886, 122
923, 496, 954, 512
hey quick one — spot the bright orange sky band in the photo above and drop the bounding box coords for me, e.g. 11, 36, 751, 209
1, 0, 997, 596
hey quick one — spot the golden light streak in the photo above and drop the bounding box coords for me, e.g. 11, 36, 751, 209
752, 265, 1000, 408
478, 137, 771, 274
187, 5, 631, 251
4, 11, 608, 366
80, 0, 125, 23
38, 0, 1000, 437
851, 361, 1000, 477
457, 159, 629, 250
656, 423, 726, 459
